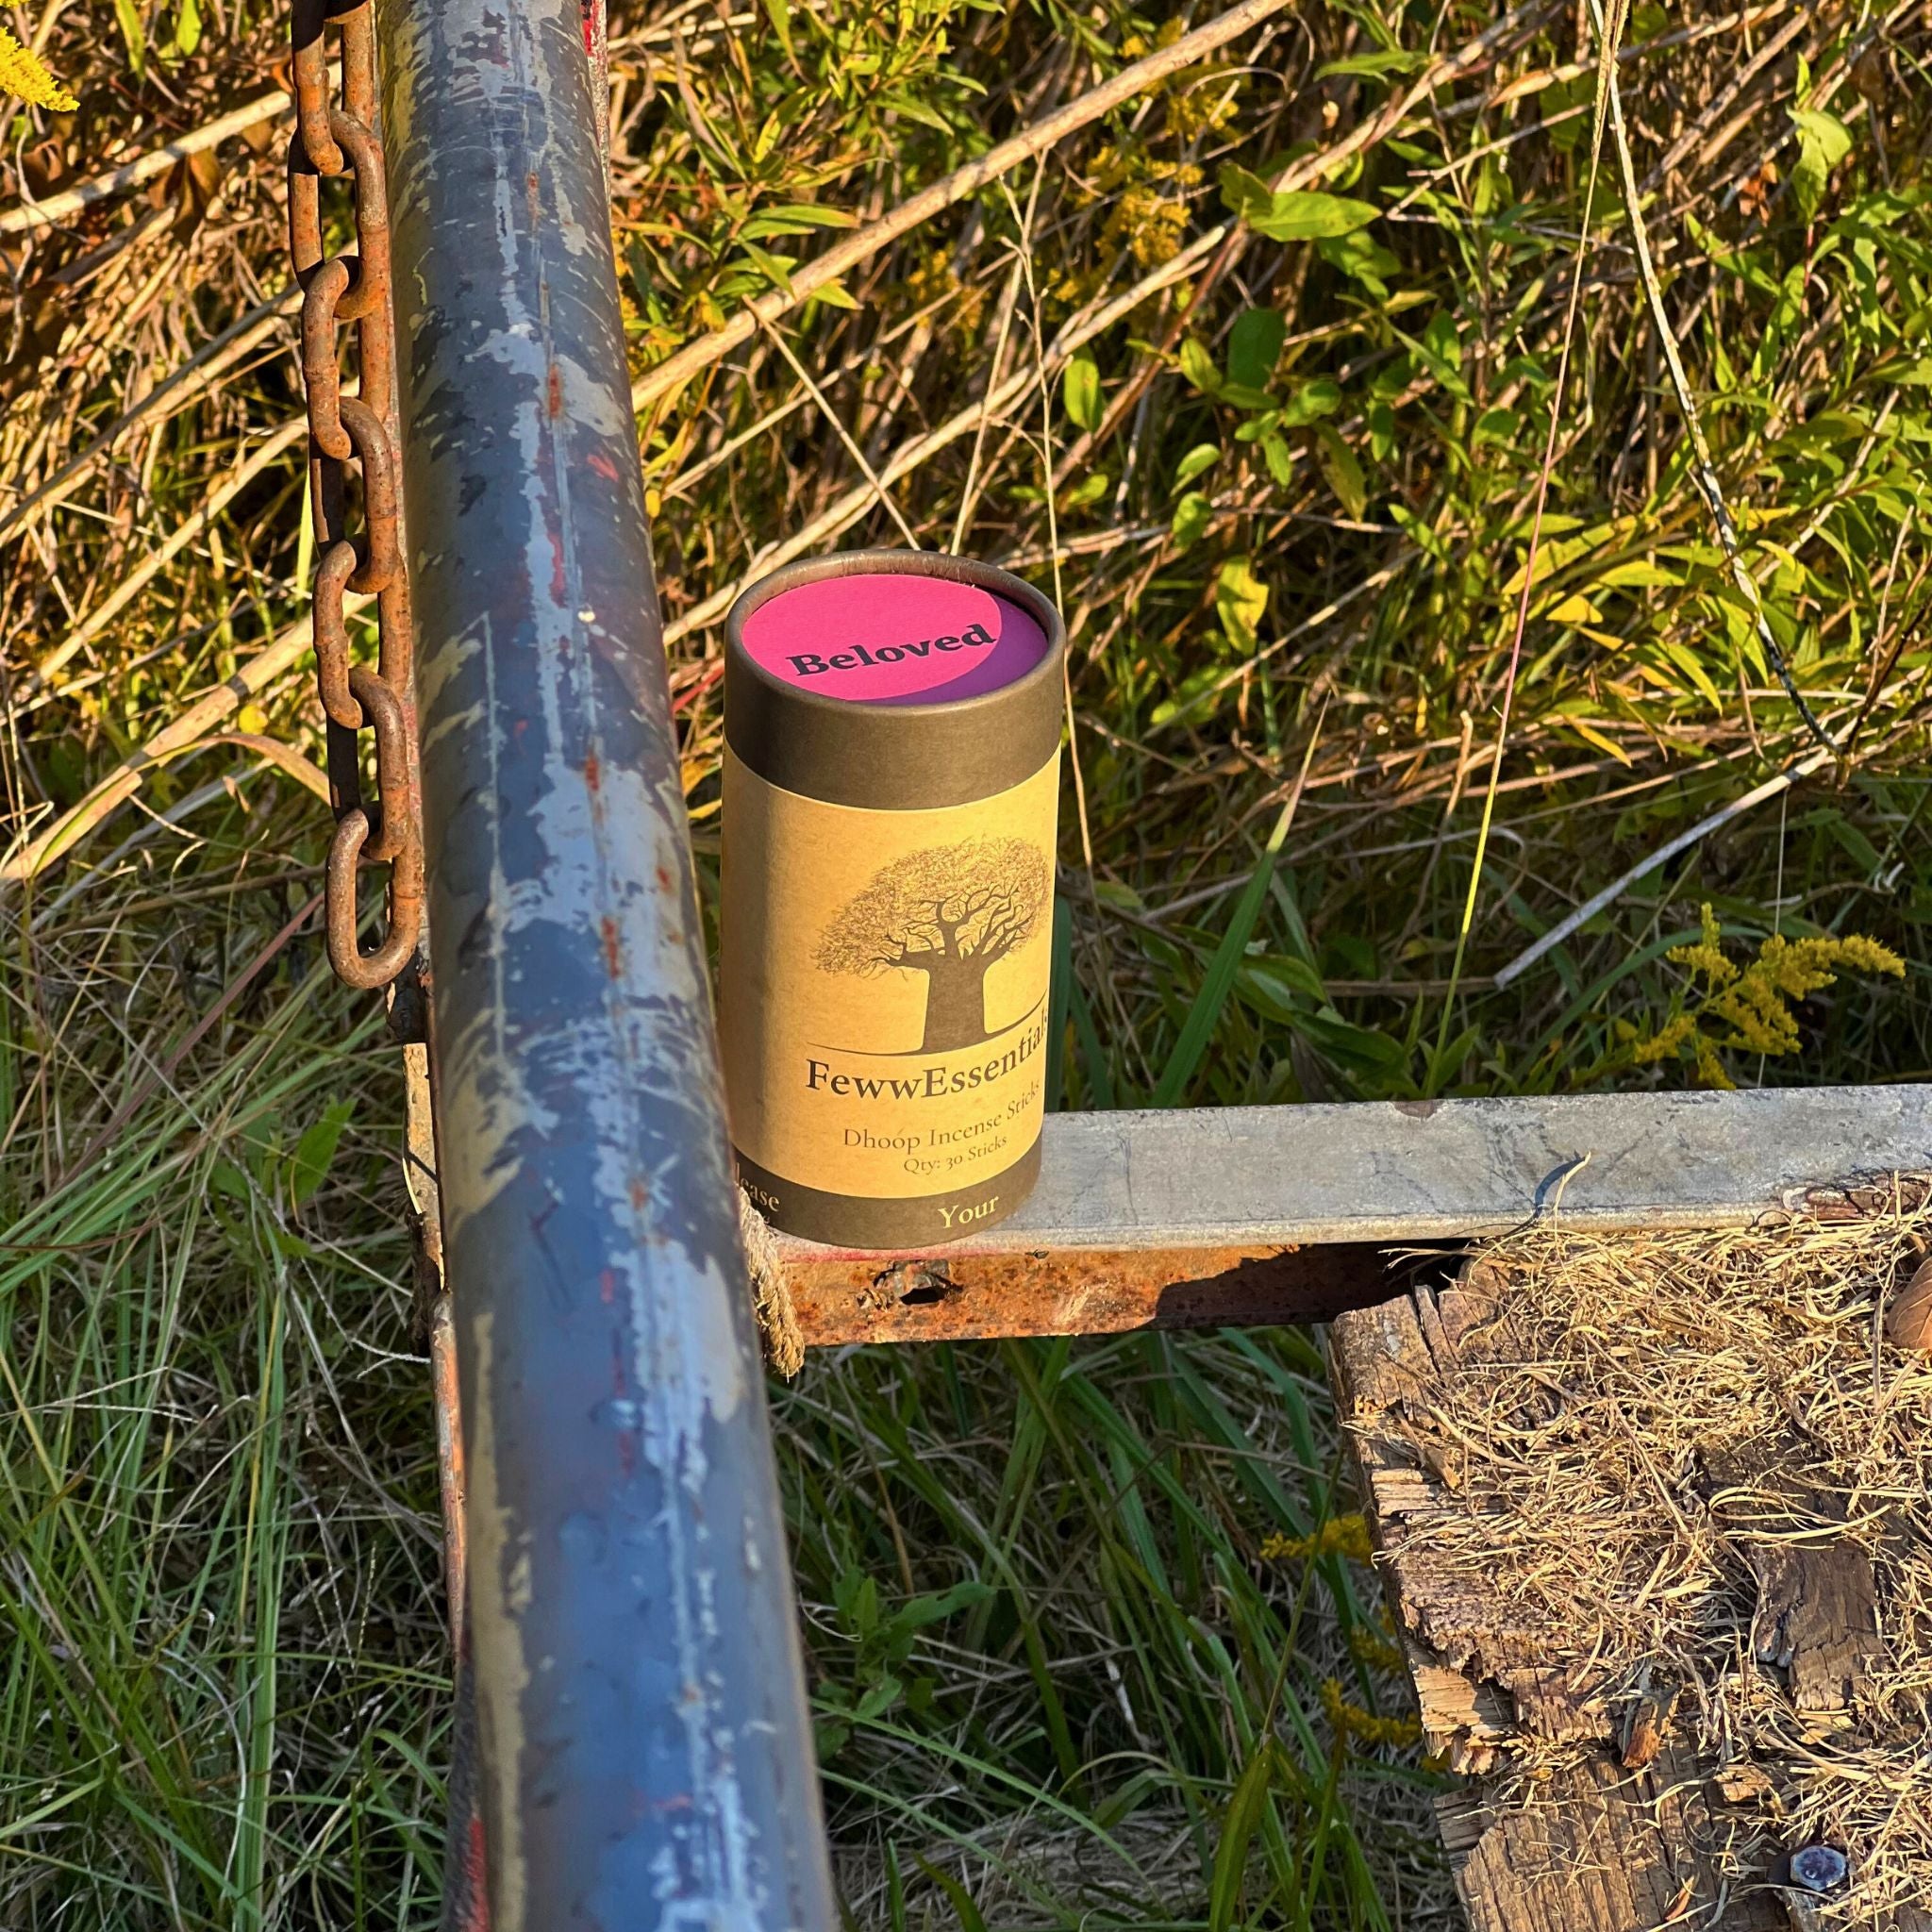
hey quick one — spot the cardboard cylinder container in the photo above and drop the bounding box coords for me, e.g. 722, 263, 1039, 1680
719, 550, 1065, 1248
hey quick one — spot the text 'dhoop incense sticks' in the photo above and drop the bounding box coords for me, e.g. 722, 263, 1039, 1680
720, 550, 1066, 1247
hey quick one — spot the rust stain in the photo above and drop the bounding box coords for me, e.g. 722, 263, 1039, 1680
655, 863, 674, 894
546, 363, 563, 419
784, 1243, 1393, 1347
583, 750, 601, 794
600, 915, 623, 978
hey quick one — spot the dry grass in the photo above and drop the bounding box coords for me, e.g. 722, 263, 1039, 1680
1374, 1192, 1932, 1920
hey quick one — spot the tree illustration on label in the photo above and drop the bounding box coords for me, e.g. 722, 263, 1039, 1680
816, 838, 1051, 1053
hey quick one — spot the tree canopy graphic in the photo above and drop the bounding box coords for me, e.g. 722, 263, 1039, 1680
817, 837, 1050, 1053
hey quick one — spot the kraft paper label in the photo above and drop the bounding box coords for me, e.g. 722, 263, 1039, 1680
720, 747, 1059, 1240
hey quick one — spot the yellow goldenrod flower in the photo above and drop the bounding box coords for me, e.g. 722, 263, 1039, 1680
1643, 907, 1902, 1089
1667, 904, 1738, 987
1320, 1676, 1424, 1750
1346, 1624, 1408, 1674
0, 28, 77, 112
1632, 1012, 1695, 1065
1260, 1512, 1374, 1564
1693, 1032, 1735, 1091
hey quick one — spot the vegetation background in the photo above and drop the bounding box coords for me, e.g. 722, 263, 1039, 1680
2, 0, 1927, 1923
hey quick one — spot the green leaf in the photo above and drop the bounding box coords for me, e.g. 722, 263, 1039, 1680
855, 1675, 903, 1721
209, 1159, 251, 1204
112, 0, 145, 73
1215, 556, 1269, 648
1258, 430, 1294, 488
883, 1580, 994, 1637
1062, 348, 1101, 432
1224, 175, 1380, 242
1215, 163, 1275, 226
1207, 1739, 1276, 1932
1316, 49, 1424, 79
741, 204, 858, 241
1315, 423, 1367, 519
1790, 108, 1853, 221
174, 0, 202, 57
1236, 956, 1327, 1018
761, 0, 795, 59
286, 1099, 355, 1210
1278, 378, 1341, 429
1540, 73, 1591, 152
1226, 308, 1287, 391
1472, 405, 1520, 447
739, 241, 796, 293
1171, 490, 1214, 550
1151, 791, 1293, 1108
1172, 442, 1221, 490
916, 1857, 991, 1932
1318, 227, 1400, 298
877, 88, 953, 133
1179, 337, 1221, 397
1297, 1008, 1412, 1086
834, 1568, 879, 1635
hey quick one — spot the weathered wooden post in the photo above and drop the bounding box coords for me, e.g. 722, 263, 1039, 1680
369, 0, 837, 1921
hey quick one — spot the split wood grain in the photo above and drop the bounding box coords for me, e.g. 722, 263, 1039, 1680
1329, 1257, 1896, 1932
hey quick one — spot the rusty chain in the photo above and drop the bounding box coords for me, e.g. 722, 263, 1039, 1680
288, 0, 424, 991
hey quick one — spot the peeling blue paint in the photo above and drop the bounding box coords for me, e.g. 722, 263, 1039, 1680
374, 0, 836, 1923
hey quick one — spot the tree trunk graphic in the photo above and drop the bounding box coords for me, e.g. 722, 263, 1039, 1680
815, 837, 1051, 1054
913, 952, 994, 1054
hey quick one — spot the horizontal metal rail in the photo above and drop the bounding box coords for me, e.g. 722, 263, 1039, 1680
781, 1085, 1932, 1344
371, 0, 835, 1923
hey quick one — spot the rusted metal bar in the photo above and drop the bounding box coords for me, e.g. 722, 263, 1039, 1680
788, 1241, 1398, 1346
779, 1085, 1932, 1346
371, 0, 836, 1924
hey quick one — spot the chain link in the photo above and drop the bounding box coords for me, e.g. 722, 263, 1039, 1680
289, 0, 424, 991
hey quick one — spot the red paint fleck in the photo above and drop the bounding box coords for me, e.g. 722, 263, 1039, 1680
588, 449, 619, 483
464, 1816, 491, 1932
655, 864, 674, 894
600, 915, 623, 977
546, 364, 563, 419
599, 1266, 616, 1305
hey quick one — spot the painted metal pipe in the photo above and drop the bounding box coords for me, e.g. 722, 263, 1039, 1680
371, 0, 836, 1923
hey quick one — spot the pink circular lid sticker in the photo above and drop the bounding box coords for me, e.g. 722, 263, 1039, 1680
740, 572, 1051, 707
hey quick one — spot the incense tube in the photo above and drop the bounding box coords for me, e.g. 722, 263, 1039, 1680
719, 551, 1065, 1247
